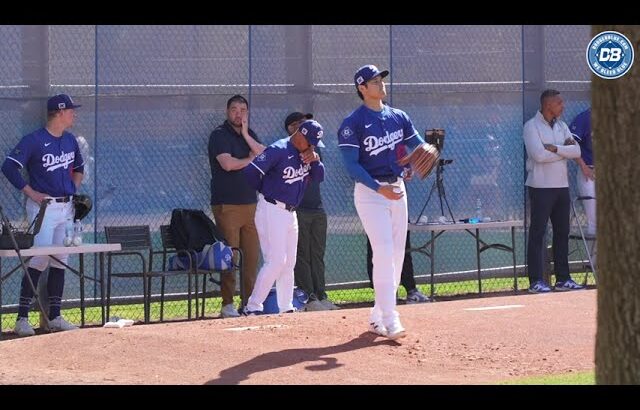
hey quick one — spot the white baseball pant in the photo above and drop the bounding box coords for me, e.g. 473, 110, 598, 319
354, 179, 407, 328
246, 196, 298, 313
576, 170, 596, 235
26, 198, 74, 271
576, 169, 596, 266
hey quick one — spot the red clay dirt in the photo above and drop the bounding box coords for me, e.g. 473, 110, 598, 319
0, 289, 596, 384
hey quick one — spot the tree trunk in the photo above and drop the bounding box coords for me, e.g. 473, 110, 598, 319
593, 25, 640, 384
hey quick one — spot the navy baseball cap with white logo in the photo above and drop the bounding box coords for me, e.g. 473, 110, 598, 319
47, 94, 82, 112
298, 120, 325, 148
354, 64, 389, 87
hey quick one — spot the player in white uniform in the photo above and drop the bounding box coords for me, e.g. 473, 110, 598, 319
1, 94, 85, 337
241, 120, 325, 314
338, 65, 430, 340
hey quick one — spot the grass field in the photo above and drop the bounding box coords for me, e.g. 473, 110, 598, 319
500, 370, 594, 385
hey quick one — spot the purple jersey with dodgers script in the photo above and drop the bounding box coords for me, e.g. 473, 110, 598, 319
5, 128, 84, 196
337, 104, 420, 178
244, 138, 325, 207
569, 108, 592, 166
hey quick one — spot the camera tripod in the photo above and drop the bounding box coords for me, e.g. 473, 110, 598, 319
415, 158, 456, 224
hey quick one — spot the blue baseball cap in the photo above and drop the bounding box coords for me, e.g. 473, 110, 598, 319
354, 64, 389, 87
298, 120, 325, 148
47, 94, 82, 112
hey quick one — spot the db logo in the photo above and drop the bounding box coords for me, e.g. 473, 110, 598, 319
598, 48, 622, 62
586, 31, 634, 79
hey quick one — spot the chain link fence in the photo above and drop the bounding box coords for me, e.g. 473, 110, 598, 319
1, 25, 593, 331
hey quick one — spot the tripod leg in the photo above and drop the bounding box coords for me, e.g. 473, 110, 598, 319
416, 180, 439, 223
38, 270, 51, 330
443, 193, 456, 223
437, 170, 456, 222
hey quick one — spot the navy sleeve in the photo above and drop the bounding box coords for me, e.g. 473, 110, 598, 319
210, 127, 233, 157
309, 160, 325, 183
1, 158, 27, 190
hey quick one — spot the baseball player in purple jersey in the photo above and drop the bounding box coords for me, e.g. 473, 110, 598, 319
338, 65, 430, 340
1, 94, 85, 337
569, 108, 595, 236
241, 120, 326, 315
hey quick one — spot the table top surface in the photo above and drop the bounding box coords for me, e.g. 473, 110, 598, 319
0, 243, 122, 257
408, 220, 523, 232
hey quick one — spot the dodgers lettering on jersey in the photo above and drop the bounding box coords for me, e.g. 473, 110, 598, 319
338, 105, 419, 178
246, 138, 324, 207
6, 128, 84, 197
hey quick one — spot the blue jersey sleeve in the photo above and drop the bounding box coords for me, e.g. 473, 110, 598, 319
340, 148, 379, 192
242, 162, 262, 191
1, 158, 27, 190
250, 147, 279, 175
2, 134, 33, 190
569, 115, 587, 142
243, 147, 280, 191
6, 134, 34, 169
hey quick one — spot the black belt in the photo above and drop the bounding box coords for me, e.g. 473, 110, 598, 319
374, 175, 398, 183
51, 196, 72, 203
264, 197, 296, 212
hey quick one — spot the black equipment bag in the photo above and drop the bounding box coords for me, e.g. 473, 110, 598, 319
169, 208, 226, 252
0, 201, 48, 250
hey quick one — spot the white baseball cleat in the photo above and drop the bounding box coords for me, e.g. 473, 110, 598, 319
15, 317, 35, 337
220, 303, 241, 318
385, 320, 407, 340
368, 321, 388, 337
48, 316, 79, 332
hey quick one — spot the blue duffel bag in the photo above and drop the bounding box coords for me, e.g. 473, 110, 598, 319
262, 287, 308, 314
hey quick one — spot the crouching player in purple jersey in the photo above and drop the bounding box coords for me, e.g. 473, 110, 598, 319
241, 120, 326, 315
1, 94, 85, 337
338, 65, 431, 340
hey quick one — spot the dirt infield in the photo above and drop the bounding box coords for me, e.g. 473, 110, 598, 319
0, 289, 596, 384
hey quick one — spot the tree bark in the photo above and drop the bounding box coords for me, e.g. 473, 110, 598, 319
593, 25, 640, 384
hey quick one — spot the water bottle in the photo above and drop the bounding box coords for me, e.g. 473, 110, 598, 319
63, 219, 74, 246
475, 197, 483, 222
72, 219, 83, 246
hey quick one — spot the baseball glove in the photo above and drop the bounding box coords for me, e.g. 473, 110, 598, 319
72, 194, 92, 221
397, 143, 440, 179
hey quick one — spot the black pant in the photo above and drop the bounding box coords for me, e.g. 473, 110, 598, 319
527, 187, 571, 284
366, 230, 416, 292
294, 210, 328, 301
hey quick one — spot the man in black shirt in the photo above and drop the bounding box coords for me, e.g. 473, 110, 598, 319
208, 95, 265, 317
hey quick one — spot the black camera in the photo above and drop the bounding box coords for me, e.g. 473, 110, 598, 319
425, 128, 445, 152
